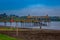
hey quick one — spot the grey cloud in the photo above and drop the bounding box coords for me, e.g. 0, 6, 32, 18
0, 4, 60, 16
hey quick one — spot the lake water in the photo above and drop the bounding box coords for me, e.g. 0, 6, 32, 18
0, 22, 60, 30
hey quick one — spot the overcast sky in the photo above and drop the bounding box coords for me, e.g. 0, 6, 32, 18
0, 0, 60, 16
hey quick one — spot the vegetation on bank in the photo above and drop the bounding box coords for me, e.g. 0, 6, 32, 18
0, 34, 17, 40
0, 13, 60, 22
0, 34, 23, 40
0, 27, 16, 31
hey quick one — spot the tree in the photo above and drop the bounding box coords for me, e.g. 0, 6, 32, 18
3, 13, 7, 27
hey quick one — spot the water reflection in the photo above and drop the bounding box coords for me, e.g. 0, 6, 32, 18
0, 22, 60, 30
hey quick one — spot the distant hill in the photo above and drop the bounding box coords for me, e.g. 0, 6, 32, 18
0, 13, 60, 22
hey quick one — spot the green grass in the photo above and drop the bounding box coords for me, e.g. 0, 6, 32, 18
0, 27, 16, 31
0, 34, 17, 40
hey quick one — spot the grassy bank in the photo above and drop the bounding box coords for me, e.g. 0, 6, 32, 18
0, 26, 16, 31
0, 29, 60, 40
0, 34, 17, 40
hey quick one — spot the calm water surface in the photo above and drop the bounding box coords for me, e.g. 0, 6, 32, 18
0, 22, 60, 30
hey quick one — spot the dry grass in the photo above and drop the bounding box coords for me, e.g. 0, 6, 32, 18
0, 26, 60, 40
0, 28, 60, 40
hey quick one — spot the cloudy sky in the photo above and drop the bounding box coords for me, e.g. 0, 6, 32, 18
0, 0, 60, 16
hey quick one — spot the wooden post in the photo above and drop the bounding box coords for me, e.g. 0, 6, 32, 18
40, 19, 42, 29
40, 22, 41, 29
10, 17, 14, 29
10, 22, 12, 29
4, 21, 6, 26
21, 22, 22, 28
16, 22, 18, 37
23, 22, 24, 28
20, 21, 23, 28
